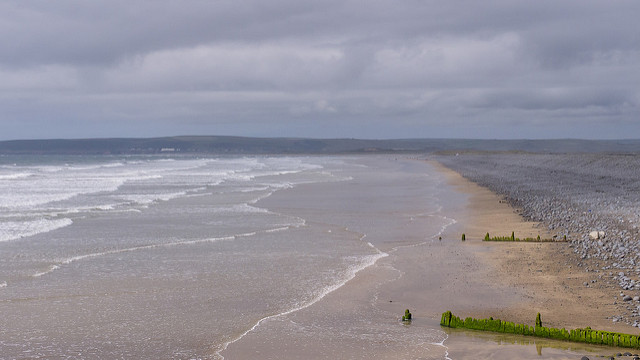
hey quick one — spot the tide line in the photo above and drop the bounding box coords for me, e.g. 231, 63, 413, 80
431, 332, 452, 360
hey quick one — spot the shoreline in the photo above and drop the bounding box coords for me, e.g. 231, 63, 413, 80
431, 159, 631, 334
220, 156, 632, 359
215, 230, 390, 358
436, 153, 640, 328
220, 157, 460, 359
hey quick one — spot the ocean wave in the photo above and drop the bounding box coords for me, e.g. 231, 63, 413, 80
65, 162, 125, 171
117, 191, 188, 205
238, 186, 271, 193
218, 240, 388, 359
32, 226, 296, 278
431, 332, 452, 360
0, 172, 34, 180
0, 172, 161, 210
0, 218, 73, 242
0, 202, 129, 220
210, 203, 270, 214
264, 226, 290, 233
0, 191, 83, 210
32, 236, 232, 278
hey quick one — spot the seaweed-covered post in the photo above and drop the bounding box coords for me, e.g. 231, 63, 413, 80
484, 233, 490, 241
402, 309, 412, 321
440, 311, 452, 326
461, 233, 466, 241
536, 313, 542, 328
511, 231, 515, 241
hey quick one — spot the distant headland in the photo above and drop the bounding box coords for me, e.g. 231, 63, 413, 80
1, 136, 640, 155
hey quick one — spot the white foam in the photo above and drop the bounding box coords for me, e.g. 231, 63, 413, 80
0, 191, 82, 210
0, 172, 145, 210
432, 214, 458, 241
118, 191, 187, 205
66, 162, 125, 171
33, 265, 61, 278
0, 172, 33, 180
238, 186, 270, 193
264, 226, 290, 233
431, 332, 452, 360
210, 203, 269, 214
31, 227, 291, 278
217, 242, 388, 359
0, 218, 73, 242
235, 231, 258, 238
0, 281, 7, 288
36, 165, 67, 173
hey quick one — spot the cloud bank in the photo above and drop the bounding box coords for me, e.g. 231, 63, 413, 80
1, 0, 639, 139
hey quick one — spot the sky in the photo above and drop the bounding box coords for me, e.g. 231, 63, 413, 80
1, 1, 639, 140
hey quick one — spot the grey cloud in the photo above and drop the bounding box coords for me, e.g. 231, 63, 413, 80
468, 88, 634, 111
0, 0, 639, 140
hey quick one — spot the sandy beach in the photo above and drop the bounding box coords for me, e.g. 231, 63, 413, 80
220, 157, 633, 359
431, 161, 627, 333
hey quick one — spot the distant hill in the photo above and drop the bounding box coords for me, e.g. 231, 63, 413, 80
1, 136, 640, 155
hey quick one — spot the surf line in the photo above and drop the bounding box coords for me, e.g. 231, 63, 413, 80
431, 332, 453, 360
31, 225, 301, 278
216, 233, 389, 359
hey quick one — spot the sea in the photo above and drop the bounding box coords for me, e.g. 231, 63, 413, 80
0, 154, 610, 359
0, 155, 426, 359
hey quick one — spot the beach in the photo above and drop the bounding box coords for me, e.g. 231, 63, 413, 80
221, 157, 632, 359
432, 160, 626, 332
0, 154, 633, 359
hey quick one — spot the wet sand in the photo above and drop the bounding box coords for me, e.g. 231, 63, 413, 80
220, 157, 631, 359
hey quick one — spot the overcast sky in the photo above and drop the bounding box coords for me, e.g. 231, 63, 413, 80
1, 1, 639, 140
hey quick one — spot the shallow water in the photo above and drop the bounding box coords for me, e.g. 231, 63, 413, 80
0, 155, 380, 358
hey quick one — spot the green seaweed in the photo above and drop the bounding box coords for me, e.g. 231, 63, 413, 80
402, 309, 412, 321
440, 311, 640, 350
478, 232, 559, 242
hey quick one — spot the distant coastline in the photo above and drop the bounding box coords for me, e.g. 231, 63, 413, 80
1, 136, 640, 155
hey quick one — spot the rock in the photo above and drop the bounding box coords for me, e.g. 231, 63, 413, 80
634, 296, 640, 302
624, 295, 633, 301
